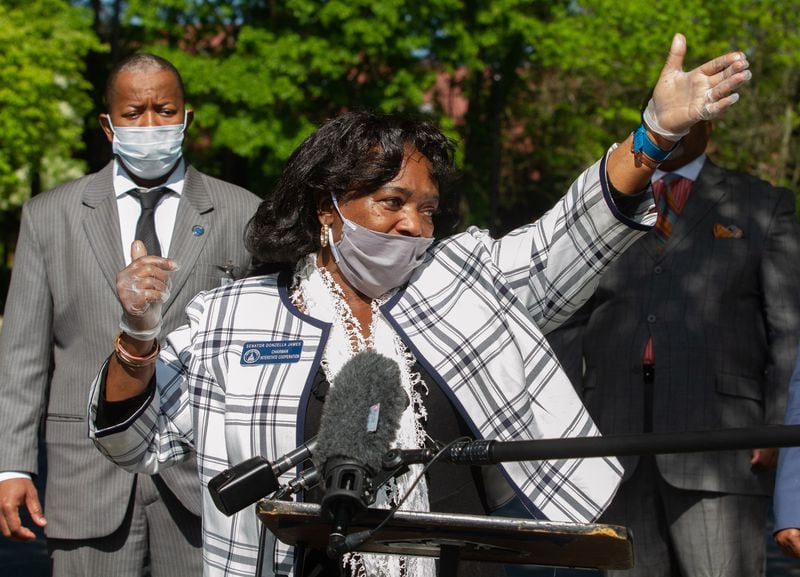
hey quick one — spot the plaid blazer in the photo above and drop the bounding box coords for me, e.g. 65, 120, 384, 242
90, 151, 655, 577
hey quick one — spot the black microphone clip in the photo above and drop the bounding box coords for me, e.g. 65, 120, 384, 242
321, 457, 375, 558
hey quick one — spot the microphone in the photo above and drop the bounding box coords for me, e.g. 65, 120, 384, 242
208, 437, 318, 516
312, 350, 406, 558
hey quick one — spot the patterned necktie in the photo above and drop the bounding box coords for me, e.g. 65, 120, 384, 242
652, 174, 692, 246
643, 174, 694, 371
132, 187, 168, 257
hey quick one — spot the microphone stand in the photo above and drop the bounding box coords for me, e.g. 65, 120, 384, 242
254, 525, 270, 577
383, 424, 800, 468
259, 424, 800, 576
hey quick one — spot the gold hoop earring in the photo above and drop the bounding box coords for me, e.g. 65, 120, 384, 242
320, 224, 329, 248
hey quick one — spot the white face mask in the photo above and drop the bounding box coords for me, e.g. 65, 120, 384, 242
328, 194, 434, 299
107, 112, 186, 180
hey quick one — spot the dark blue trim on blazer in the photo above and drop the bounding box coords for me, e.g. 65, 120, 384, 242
600, 151, 652, 232
93, 358, 157, 438
277, 269, 331, 503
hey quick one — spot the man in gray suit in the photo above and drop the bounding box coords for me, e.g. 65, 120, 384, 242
548, 120, 800, 576
0, 54, 260, 576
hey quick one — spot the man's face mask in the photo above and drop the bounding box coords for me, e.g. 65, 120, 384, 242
327, 193, 433, 299
107, 111, 187, 180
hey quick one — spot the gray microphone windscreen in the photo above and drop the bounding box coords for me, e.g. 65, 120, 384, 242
312, 351, 406, 475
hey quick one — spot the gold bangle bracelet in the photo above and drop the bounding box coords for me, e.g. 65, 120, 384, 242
114, 332, 160, 368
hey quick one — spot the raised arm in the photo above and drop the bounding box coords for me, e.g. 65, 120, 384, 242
607, 33, 751, 194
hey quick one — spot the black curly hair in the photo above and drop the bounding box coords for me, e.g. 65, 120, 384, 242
245, 110, 458, 276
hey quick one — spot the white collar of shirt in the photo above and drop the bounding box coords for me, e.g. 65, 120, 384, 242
653, 153, 706, 183
113, 157, 186, 198
114, 158, 186, 265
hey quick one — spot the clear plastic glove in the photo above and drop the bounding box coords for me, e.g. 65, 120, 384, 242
644, 33, 752, 141
116, 240, 178, 341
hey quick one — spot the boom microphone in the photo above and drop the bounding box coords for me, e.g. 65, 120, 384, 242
381, 424, 800, 469
208, 437, 318, 516
312, 350, 407, 558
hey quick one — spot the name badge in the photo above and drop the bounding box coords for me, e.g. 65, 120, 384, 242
240, 340, 303, 365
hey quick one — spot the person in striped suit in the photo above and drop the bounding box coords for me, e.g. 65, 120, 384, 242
0, 53, 260, 577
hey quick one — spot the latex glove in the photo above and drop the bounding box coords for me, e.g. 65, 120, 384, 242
0, 478, 46, 541
644, 33, 752, 141
116, 241, 177, 341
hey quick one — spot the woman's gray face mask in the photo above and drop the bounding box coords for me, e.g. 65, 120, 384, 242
327, 194, 433, 299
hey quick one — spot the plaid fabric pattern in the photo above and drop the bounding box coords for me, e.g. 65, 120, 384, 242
89, 149, 656, 577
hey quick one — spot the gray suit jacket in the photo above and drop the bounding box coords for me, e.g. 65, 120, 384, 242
548, 160, 800, 496
0, 161, 260, 539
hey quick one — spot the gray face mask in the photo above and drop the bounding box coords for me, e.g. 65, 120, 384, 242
328, 194, 433, 299
107, 112, 186, 180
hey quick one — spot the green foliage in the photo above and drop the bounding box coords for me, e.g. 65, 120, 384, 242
709, 0, 800, 191
2, 0, 799, 235
122, 0, 452, 191
108, 0, 800, 230
0, 0, 103, 209
480, 0, 800, 228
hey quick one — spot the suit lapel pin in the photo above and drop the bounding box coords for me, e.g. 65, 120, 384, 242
192, 225, 205, 236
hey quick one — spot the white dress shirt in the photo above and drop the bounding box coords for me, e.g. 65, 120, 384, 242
115, 158, 185, 264
652, 152, 706, 184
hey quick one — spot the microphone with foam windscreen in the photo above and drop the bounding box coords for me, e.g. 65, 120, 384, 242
312, 350, 407, 558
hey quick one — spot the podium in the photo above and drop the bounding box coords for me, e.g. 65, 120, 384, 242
257, 500, 633, 572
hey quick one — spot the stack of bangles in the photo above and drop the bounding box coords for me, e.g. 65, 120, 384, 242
631, 123, 679, 169
114, 332, 161, 368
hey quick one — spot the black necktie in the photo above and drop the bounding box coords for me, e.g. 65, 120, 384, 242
132, 187, 168, 256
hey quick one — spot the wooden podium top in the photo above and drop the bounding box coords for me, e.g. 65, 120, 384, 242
257, 500, 633, 570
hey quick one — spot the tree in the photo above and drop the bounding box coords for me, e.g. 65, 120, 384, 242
480, 0, 800, 230
0, 0, 102, 308
0, 0, 102, 206
711, 1, 800, 193
113, 0, 455, 198
5, 1, 799, 239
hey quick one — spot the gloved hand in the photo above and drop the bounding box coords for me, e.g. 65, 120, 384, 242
116, 241, 178, 341
644, 33, 751, 141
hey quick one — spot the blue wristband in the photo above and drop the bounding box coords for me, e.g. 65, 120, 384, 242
632, 123, 677, 163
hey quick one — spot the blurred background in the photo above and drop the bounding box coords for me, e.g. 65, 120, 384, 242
2, 0, 799, 312
1, 1, 799, 575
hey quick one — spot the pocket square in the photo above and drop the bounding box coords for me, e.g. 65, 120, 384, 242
713, 223, 743, 239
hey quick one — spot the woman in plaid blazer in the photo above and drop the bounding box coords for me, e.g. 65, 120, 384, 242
89, 35, 751, 577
